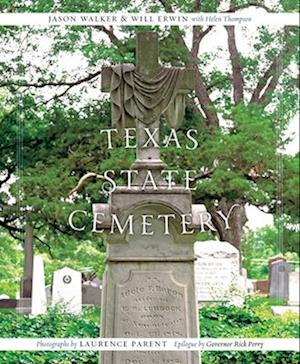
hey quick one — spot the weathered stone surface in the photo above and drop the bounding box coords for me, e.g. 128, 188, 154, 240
52, 267, 82, 313
288, 271, 299, 306
252, 280, 269, 294
194, 241, 240, 303
116, 271, 187, 337
45, 285, 51, 305
20, 224, 34, 300
246, 279, 254, 294
268, 256, 286, 293
0, 298, 18, 309
45, 281, 102, 307
101, 31, 194, 165
269, 260, 291, 299
98, 31, 199, 364
100, 204, 199, 364
31, 255, 47, 316
82, 282, 101, 306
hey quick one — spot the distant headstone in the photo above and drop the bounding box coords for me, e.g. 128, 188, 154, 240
0, 294, 9, 300
0, 298, 18, 309
240, 268, 248, 293
246, 279, 254, 294
82, 281, 102, 306
268, 256, 285, 293
269, 260, 291, 299
45, 285, 52, 305
240, 268, 254, 294
31, 256, 47, 316
288, 271, 299, 306
52, 267, 82, 313
268, 256, 285, 269
194, 241, 241, 304
271, 305, 299, 315
92, 277, 102, 288
253, 280, 269, 294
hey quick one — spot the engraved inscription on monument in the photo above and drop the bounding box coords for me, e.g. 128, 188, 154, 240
194, 241, 240, 302
116, 271, 187, 337
114, 271, 190, 364
196, 258, 237, 301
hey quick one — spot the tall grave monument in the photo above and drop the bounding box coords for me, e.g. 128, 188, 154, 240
94, 32, 201, 364
18, 224, 34, 314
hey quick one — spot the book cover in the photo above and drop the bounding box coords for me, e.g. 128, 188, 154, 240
0, 1, 299, 364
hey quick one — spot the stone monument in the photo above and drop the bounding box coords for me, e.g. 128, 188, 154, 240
52, 267, 82, 314
194, 241, 241, 304
269, 259, 291, 299
82, 281, 102, 306
31, 255, 47, 316
94, 32, 201, 364
19, 224, 34, 314
288, 271, 299, 306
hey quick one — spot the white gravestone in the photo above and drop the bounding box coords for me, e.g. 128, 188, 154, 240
239, 268, 248, 294
31, 255, 47, 316
194, 241, 242, 304
288, 271, 299, 306
52, 267, 82, 314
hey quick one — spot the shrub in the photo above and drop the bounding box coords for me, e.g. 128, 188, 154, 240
200, 296, 299, 364
0, 306, 99, 364
0, 296, 298, 364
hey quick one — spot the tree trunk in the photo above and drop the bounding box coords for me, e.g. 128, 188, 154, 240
209, 198, 248, 252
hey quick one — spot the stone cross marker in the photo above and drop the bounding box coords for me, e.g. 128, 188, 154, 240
95, 32, 201, 364
101, 32, 194, 182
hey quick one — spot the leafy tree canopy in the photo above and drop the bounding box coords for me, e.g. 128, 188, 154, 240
0, 0, 299, 259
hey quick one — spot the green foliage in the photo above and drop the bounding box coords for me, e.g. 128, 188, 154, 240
0, 228, 106, 295
0, 306, 99, 364
0, 297, 298, 363
282, 154, 300, 219
201, 350, 299, 364
42, 240, 107, 285
0, 233, 23, 297
200, 296, 299, 364
162, 103, 285, 211
0, 1, 299, 282
200, 296, 299, 338
0, 306, 99, 338
242, 226, 299, 279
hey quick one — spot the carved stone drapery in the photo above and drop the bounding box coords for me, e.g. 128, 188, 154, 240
110, 64, 185, 130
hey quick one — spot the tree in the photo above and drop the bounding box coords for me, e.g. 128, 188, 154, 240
242, 225, 299, 279
0, 232, 23, 297
0, 0, 299, 255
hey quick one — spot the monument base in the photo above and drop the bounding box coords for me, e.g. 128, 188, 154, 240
97, 196, 200, 364
101, 262, 199, 364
